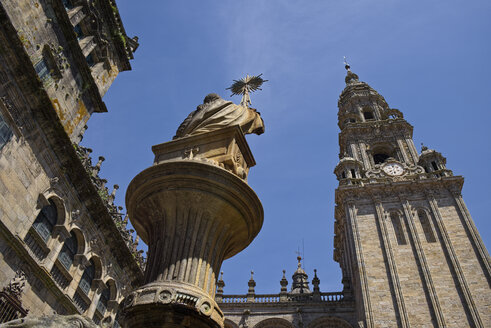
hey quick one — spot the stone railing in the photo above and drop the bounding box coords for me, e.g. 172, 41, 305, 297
73, 144, 146, 269
319, 292, 344, 301
220, 295, 248, 304
0, 292, 28, 323
254, 294, 280, 303
219, 292, 344, 304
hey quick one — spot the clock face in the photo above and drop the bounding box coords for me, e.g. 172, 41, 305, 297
383, 163, 404, 176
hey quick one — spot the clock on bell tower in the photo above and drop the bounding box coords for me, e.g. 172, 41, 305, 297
332, 63, 491, 328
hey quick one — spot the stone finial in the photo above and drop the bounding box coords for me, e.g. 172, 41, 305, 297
279, 269, 289, 302
216, 271, 225, 298
280, 270, 288, 292
92, 156, 105, 177
109, 184, 119, 205
100, 179, 107, 189
247, 270, 256, 302
122, 214, 129, 226
291, 256, 311, 294
421, 143, 428, 151
132, 235, 140, 253
312, 269, 320, 293
343, 57, 359, 85
248, 271, 256, 290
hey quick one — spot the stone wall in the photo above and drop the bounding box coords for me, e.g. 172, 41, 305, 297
0, 0, 135, 141
0, 1, 142, 325
337, 180, 491, 327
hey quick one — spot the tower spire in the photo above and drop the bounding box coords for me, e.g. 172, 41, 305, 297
343, 56, 351, 71
342, 57, 359, 85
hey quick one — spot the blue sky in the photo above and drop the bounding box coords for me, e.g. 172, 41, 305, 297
82, 0, 491, 294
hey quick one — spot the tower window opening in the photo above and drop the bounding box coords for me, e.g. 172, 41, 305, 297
350, 169, 356, 178
390, 212, 406, 245
417, 210, 436, 243
431, 161, 439, 171
0, 112, 13, 150
424, 166, 429, 173
363, 111, 375, 120
373, 153, 390, 164
341, 171, 346, 179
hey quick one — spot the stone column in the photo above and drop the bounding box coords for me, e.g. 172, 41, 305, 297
122, 126, 263, 328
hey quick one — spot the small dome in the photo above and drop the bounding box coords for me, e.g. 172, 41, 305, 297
291, 256, 311, 294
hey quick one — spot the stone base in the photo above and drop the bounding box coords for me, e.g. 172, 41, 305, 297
123, 304, 221, 328
121, 281, 224, 328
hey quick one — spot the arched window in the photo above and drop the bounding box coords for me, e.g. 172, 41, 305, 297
373, 153, 390, 164
363, 110, 375, 120
96, 283, 110, 315
32, 199, 58, 242
431, 161, 439, 171
417, 210, 436, 243
390, 212, 406, 245
0, 111, 13, 150
79, 259, 95, 295
58, 232, 78, 270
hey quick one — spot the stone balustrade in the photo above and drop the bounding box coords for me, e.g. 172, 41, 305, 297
219, 292, 344, 304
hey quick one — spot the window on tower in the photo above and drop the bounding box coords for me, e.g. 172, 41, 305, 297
431, 161, 439, 171
363, 110, 375, 121
417, 209, 436, 243
373, 153, 390, 164
390, 212, 407, 245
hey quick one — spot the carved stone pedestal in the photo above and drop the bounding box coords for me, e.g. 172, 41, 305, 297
122, 126, 263, 328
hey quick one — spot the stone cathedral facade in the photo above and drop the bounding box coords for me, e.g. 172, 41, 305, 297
216, 67, 491, 328
0, 1, 142, 326
0, 1, 490, 328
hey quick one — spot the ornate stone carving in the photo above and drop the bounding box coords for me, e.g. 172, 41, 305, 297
153, 125, 256, 180
365, 159, 424, 180
123, 115, 264, 327
1, 314, 99, 328
174, 93, 264, 139
3, 270, 26, 300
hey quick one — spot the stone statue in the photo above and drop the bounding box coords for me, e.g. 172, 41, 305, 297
3, 270, 26, 300
173, 93, 265, 139
1, 314, 100, 328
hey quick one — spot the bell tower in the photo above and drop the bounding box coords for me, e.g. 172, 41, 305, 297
333, 63, 490, 327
